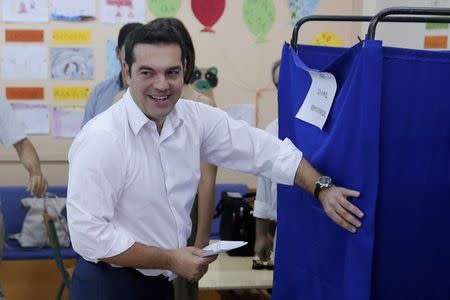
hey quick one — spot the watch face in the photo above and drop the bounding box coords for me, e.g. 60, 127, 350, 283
319, 176, 332, 187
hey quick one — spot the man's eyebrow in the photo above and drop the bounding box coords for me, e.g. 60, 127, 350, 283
137, 66, 153, 71
167, 66, 182, 71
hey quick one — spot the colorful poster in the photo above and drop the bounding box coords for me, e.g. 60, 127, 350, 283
52, 30, 92, 44
243, 0, 275, 42
147, 0, 181, 17
6, 87, 44, 100
191, 0, 225, 32
425, 23, 449, 30
11, 102, 49, 134
424, 35, 448, 49
50, 48, 94, 80
1, 45, 48, 79
288, 0, 319, 27
53, 86, 92, 101
100, 0, 145, 24
50, 0, 96, 21
2, 0, 49, 22
312, 32, 343, 47
5, 29, 44, 42
106, 40, 121, 79
52, 105, 84, 138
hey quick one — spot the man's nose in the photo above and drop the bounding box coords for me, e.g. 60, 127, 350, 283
154, 75, 169, 90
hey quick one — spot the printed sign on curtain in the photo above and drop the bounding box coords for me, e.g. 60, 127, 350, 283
191, 0, 225, 33
243, 0, 275, 42
147, 0, 181, 17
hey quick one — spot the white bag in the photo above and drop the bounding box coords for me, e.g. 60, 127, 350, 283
9, 193, 70, 248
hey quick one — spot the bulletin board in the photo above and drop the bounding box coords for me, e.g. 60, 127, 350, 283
0, 0, 362, 187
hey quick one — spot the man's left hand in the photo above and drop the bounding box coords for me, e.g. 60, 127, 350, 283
318, 186, 363, 233
27, 173, 48, 197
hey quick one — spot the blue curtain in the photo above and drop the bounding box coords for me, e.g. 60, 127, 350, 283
274, 41, 450, 300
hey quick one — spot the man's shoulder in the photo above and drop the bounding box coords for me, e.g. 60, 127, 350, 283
80, 103, 127, 139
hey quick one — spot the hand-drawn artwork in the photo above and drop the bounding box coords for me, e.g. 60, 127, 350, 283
52, 105, 84, 138
106, 40, 121, 79
2, 0, 49, 22
312, 32, 343, 47
50, 48, 94, 80
243, 0, 275, 42
11, 102, 49, 134
147, 0, 181, 17
50, 0, 96, 21
191, 0, 225, 32
1, 45, 48, 79
189, 66, 218, 99
100, 0, 145, 24
288, 0, 319, 27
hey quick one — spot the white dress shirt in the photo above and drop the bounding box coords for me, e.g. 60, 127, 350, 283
67, 90, 302, 279
254, 119, 279, 221
0, 97, 26, 146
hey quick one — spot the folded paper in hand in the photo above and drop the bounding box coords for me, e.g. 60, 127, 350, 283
201, 241, 247, 257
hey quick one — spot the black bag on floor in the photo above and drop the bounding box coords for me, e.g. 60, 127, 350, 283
214, 191, 256, 256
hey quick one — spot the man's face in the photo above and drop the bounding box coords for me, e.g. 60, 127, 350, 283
125, 43, 184, 128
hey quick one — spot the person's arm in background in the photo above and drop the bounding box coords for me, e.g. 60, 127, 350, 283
191, 92, 218, 249
254, 176, 275, 261
13, 138, 48, 197
194, 161, 217, 248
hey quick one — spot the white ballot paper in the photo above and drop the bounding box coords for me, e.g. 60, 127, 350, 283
201, 241, 247, 257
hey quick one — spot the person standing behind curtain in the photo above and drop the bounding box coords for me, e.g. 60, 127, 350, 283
81, 22, 143, 127
0, 97, 48, 300
254, 60, 280, 263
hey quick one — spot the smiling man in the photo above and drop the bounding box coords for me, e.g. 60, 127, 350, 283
67, 19, 363, 300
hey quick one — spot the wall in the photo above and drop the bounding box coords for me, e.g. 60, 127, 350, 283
361, 0, 450, 49
0, 0, 362, 188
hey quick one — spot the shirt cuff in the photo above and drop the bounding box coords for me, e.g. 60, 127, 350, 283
270, 138, 303, 185
254, 200, 276, 220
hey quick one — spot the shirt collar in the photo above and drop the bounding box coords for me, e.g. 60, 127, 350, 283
124, 90, 183, 136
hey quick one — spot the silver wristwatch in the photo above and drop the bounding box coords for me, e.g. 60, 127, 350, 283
314, 176, 333, 200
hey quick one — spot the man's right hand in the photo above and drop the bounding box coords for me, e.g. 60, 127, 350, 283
28, 172, 48, 197
168, 247, 217, 282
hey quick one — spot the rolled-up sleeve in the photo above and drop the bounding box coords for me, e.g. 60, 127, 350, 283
199, 105, 302, 186
67, 130, 135, 262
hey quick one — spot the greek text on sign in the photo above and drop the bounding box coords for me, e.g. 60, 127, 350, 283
295, 70, 337, 130
53, 30, 92, 44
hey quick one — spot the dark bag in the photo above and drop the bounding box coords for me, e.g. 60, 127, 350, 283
214, 191, 256, 256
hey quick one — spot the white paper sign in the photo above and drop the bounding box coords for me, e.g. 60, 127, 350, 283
295, 70, 337, 130
11, 102, 49, 134
1, 45, 48, 79
2, 0, 49, 22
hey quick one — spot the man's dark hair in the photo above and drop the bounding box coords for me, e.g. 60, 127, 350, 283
272, 59, 281, 87
162, 18, 196, 84
117, 22, 143, 50
124, 19, 188, 77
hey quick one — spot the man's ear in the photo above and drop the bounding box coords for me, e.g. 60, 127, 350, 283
123, 62, 132, 85
116, 47, 121, 60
